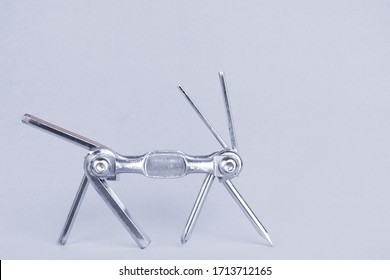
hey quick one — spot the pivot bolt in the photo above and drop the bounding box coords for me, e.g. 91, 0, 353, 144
92, 158, 110, 175
220, 158, 237, 173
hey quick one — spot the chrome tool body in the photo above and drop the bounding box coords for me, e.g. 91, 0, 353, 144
22, 72, 272, 248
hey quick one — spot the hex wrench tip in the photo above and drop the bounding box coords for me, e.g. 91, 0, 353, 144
22, 113, 32, 123
139, 238, 151, 249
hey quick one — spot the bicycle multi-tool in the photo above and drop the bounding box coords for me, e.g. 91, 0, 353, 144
22, 72, 272, 248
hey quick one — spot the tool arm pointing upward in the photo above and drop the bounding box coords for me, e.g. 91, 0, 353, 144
22, 114, 106, 150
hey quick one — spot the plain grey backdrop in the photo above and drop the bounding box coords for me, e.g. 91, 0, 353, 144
1, 0, 389, 259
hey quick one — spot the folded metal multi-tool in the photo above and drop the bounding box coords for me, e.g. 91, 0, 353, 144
22, 72, 272, 248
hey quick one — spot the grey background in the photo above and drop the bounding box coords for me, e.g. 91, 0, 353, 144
1, 0, 389, 259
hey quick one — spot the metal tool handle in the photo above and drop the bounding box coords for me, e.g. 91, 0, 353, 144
87, 149, 241, 180
117, 151, 215, 178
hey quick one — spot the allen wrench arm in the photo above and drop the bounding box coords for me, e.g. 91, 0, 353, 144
22, 114, 106, 150
85, 173, 151, 249
23, 114, 109, 246
58, 175, 89, 245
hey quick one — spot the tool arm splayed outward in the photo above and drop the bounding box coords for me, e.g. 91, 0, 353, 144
178, 72, 272, 246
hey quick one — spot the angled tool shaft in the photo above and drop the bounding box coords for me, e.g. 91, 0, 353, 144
181, 174, 215, 244
58, 175, 89, 245
177, 86, 229, 149
86, 175, 151, 249
22, 114, 105, 150
223, 180, 273, 246
219, 72, 238, 151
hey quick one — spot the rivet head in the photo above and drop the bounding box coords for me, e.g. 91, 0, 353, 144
92, 158, 110, 174
220, 158, 237, 173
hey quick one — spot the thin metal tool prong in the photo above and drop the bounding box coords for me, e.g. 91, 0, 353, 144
22, 114, 106, 150
223, 180, 273, 246
87, 175, 151, 249
58, 175, 89, 245
219, 72, 238, 151
181, 174, 215, 245
177, 86, 229, 150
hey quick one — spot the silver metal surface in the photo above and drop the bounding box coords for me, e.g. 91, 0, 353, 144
85, 172, 151, 249
178, 85, 229, 149
22, 72, 272, 248
58, 175, 89, 245
22, 114, 105, 150
224, 180, 273, 246
84, 149, 241, 180
181, 174, 215, 244
219, 72, 238, 151
214, 150, 242, 180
